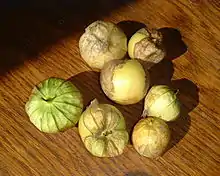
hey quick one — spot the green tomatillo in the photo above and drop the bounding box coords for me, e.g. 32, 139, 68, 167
25, 77, 83, 133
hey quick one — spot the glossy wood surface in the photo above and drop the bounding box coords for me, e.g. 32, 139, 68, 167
0, 1, 219, 176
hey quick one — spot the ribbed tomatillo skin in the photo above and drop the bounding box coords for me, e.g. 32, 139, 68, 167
132, 117, 170, 158
25, 77, 83, 133
79, 20, 127, 70
143, 85, 181, 122
78, 99, 129, 157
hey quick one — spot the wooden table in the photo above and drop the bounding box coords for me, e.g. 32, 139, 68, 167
0, 1, 219, 175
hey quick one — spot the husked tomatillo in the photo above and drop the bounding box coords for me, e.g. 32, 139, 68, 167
100, 59, 150, 105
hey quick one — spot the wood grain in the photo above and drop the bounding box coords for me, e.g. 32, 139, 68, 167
0, 0, 220, 175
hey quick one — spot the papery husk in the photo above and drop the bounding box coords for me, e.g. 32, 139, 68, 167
25, 77, 83, 133
78, 99, 129, 157
132, 117, 170, 158
79, 20, 127, 70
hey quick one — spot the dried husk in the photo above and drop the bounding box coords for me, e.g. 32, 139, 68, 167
79, 20, 127, 70
100, 59, 150, 105
25, 77, 83, 133
78, 99, 129, 157
132, 117, 171, 158
128, 28, 166, 68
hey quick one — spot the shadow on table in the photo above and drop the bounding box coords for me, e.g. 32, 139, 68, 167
145, 28, 198, 152
117, 20, 146, 39
125, 171, 150, 176
146, 28, 198, 152
68, 71, 144, 135
149, 28, 198, 152
145, 64, 199, 154
166, 78, 199, 151
0, 0, 134, 75
158, 27, 188, 60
